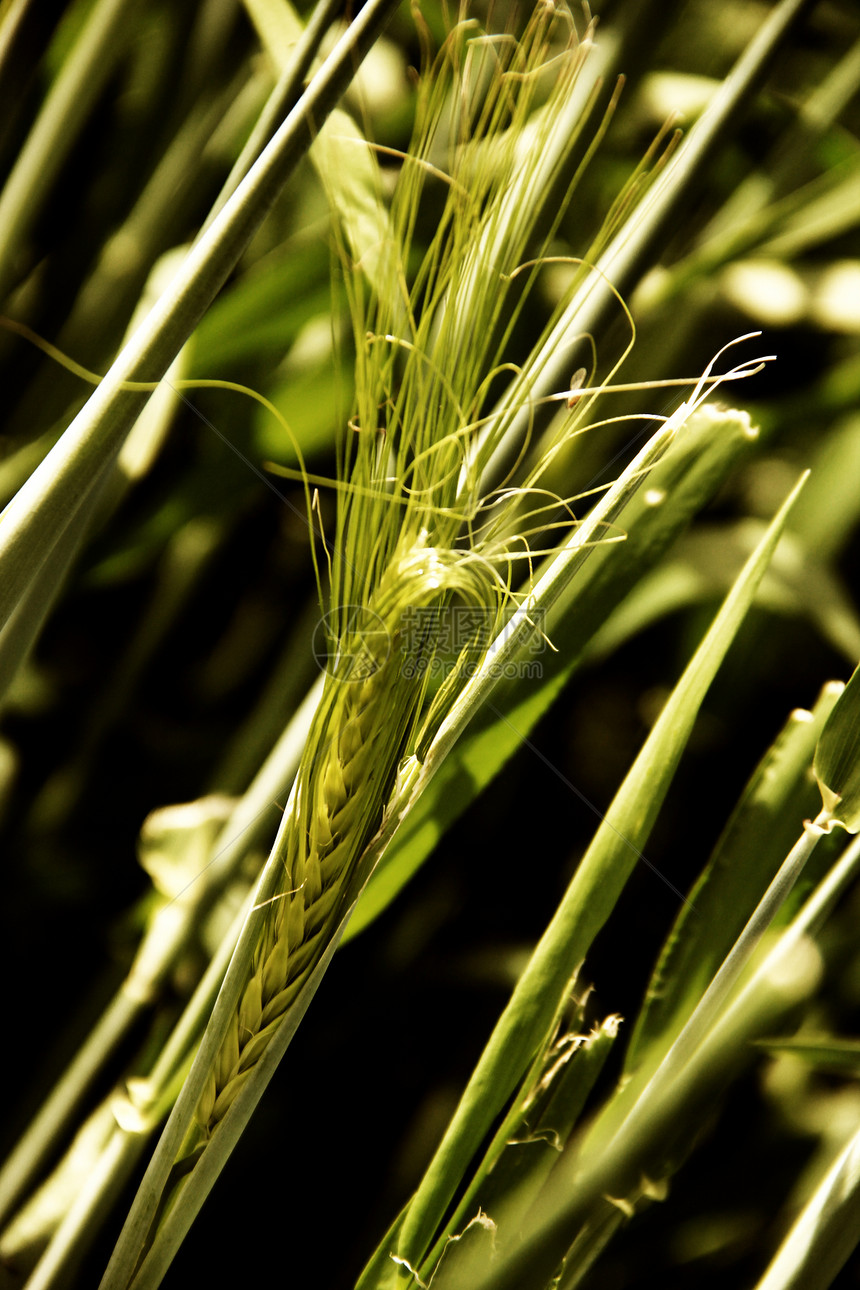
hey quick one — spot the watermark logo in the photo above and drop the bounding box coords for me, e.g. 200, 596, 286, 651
399, 606, 547, 681
312, 605, 547, 681
312, 606, 391, 680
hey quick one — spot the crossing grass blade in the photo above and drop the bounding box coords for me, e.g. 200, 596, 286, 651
346, 403, 759, 941
753, 1116, 860, 1290
0, 0, 400, 634
360, 472, 807, 1290
814, 660, 860, 832
624, 679, 844, 1076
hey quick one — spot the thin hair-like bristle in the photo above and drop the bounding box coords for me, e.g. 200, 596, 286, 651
178, 0, 622, 1158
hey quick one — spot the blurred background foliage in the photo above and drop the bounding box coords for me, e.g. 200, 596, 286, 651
2, 0, 860, 1286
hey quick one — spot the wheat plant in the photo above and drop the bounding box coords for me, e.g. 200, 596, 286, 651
2, 1, 860, 1288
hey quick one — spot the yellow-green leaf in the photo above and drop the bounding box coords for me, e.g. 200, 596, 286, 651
814, 663, 860, 830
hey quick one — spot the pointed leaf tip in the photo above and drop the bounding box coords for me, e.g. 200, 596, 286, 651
814, 669, 860, 831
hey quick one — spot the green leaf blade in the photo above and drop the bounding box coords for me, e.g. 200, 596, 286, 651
375, 467, 807, 1286
814, 662, 860, 830
625, 679, 842, 1075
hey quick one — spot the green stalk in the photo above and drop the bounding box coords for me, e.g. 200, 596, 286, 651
477, 0, 815, 492
0, 677, 321, 1231
625, 680, 843, 1074
0, 495, 89, 708
0, 338, 188, 711
0, 0, 135, 302
0, 0, 400, 631
205, 0, 345, 226
477, 829, 860, 1290
378, 472, 806, 1285
662, 32, 860, 292
22, 1127, 149, 1290
0, 990, 142, 1232
754, 1015, 860, 1290
97, 852, 351, 1290
587, 810, 830, 1152
8, 898, 253, 1290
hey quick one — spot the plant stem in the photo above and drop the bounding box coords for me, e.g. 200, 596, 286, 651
0, 0, 135, 302
479, 829, 860, 1290
0, 0, 400, 631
